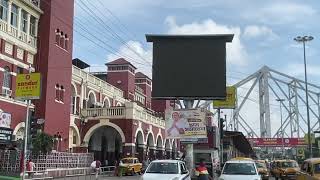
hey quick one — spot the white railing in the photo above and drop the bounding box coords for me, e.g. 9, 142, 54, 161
0, 19, 37, 48
72, 66, 124, 99
81, 107, 126, 119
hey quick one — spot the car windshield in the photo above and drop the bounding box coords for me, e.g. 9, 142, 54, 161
146, 162, 179, 174
222, 162, 257, 175
281, 162, 298, 168
255, 162, 266, 168
122, 159, 134, 164
314, 163, 320, 174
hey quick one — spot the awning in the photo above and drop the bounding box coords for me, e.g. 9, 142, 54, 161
224, 131, 255, 157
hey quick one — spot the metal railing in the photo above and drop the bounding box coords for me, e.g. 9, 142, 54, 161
81, 107, 126, 119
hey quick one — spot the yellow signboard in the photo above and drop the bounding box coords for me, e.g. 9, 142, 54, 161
213, 86, 236, 109
304, 133, 315, 144
15, 73, 41, 100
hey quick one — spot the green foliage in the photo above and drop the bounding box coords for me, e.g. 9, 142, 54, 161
31, 132, 54, 155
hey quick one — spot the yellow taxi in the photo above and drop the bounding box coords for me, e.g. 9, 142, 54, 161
296, 158, 320, 180
271, 159, 300, 180
231, 157, 253, 161
255, 160, 269, 180
120, 157, 142, 175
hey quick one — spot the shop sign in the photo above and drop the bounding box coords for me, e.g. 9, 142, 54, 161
0, 127, 13, 143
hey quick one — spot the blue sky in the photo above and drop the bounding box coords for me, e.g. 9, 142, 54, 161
73, 0, 320, 136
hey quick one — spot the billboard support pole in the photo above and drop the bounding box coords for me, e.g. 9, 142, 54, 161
22, 67, 32, 180
183, 100, 194, 175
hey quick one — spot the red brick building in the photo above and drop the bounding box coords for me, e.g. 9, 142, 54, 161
0, 0, 179, 164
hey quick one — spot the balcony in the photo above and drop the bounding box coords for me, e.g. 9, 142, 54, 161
72, 66, 125, 103
23, 0, 40, 9
0, 20, 37, 49
81, 102, 166, 128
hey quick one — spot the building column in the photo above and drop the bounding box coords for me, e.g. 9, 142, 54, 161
148, 147, 155, 160
26, 13, 31, 41
34, 18, 38, 36
7, 0, 12, 25
165, 149, 172, 159
17, 7, 21, 35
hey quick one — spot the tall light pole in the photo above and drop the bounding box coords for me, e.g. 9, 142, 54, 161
294, 35, 314, 158
276, 98, 285, 157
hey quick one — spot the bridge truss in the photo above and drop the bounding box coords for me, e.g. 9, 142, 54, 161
232, 66, 320, 138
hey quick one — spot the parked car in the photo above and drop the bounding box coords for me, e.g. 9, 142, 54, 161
296, 158, 320, 180
141, 159, 190, 180
120, 157, 142, 175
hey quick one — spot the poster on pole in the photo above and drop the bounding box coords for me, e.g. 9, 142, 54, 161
213, 86, 236, 109
165, 108, 207, 139
15, 73, 41, 100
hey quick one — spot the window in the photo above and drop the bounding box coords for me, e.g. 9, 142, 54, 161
72, 130, 77, 145
0, 0, 8, 21
55, 29, 60, 44
59, 32, 64, 48
64, 35, 68, 50
30, 16, 36, 36
55, 84, 60, 100
20, 10, 28, 32
2, 66, 11, 89
60, 86, 64, 102
10, 4, 18, 27
17, 66, 23, 74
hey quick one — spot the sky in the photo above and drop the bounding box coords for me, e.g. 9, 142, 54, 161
72, 0, 320, 137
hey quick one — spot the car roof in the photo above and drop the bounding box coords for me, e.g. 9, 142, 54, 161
272, 159, 296, 162
122, 157, 137, 160
226, 160, 255, 163
151, 159, 182, 163
303, 158, 320, 164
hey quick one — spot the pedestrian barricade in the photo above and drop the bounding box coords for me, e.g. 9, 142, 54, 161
24, 167, 94, 179
100, 166, 116, 176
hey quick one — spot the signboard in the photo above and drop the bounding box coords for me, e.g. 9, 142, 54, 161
16, 73, 41, 100
181, 138, 208, 144
213, 86, 236, 109
297, 148, 305, 157
247, 138, 307, 147
165, 108, 207, 139
0, 127, 13, 143
304, 133, 315, 144
0, 112, 11, 128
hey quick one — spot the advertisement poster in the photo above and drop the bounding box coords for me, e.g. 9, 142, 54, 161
165, 108, 207, 139
213, 86, 236, 109
16, 73, 41, 100
0, 111, 11, 128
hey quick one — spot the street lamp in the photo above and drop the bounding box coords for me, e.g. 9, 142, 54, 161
276, 98, 285, 157
294, 35, 314, 158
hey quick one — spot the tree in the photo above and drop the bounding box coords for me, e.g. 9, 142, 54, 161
31, 132, 54, 155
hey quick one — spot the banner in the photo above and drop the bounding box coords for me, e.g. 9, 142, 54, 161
213, 86, 236, 109
165, 109, 207, 139
0, 127, 13, 144
0, 112, 11, 128
247, 138, 307, 147
16, 73, 41, 100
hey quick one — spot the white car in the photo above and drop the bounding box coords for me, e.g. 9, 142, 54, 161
141, 160, 191, 180
219, 158, 261, 180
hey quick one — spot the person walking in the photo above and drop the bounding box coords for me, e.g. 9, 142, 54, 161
26, 159, 35, 179
194, 159, 212, 180
91, 159, 101, 180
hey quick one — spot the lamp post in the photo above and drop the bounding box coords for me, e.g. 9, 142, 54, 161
276, 98, 285, 157
294, 35, 314, 158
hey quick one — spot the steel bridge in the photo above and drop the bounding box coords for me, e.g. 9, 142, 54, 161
231, 66, 320, 138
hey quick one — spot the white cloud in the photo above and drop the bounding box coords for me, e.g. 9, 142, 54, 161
106, 41, 153, 77
243, 25, 277, 40
283, 63, 320, 77
243, 2, 317, 25
165, 16, 248, 66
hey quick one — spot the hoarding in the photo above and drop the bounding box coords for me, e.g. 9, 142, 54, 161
16, 73, 41, 100
0, 112, 11, 128
213, 86, 236, 109
247, 138, 307, 147
165, 108, 207, 139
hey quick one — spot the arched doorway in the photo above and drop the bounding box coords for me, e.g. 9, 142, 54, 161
88, 126, 122, 166
165, 139, 171, 159
146, 133, 154, 160
156, 136, 163, 159
87, 92, 96, 108
103, 98, 111, 108
135, 131, 144, 162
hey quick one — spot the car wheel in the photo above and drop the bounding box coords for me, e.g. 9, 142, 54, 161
138, 169, 142, 175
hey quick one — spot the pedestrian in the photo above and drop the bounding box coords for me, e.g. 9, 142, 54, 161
26, 159, 35, 179
194, 159, 212, 180
114, 160, 119, 176
91, 159, 101, 180
118, 159, 125, 177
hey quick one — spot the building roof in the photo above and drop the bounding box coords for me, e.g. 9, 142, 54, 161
105, 58, 137, 69
72, 58, 90, 69
146, 34, 234, 42
135, 72, 151, 80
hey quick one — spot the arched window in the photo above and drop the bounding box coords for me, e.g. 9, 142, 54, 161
60, 86, 64, 102
64, 34, 68, 50
55, 29, 60, 44
2, 66, 11, 89
59, 32, 64, 49
55, 84, 60, 100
